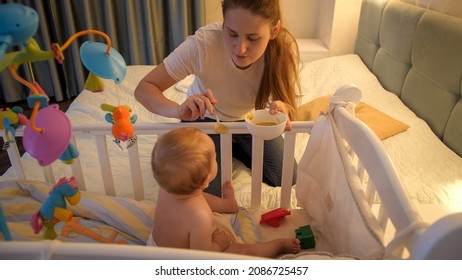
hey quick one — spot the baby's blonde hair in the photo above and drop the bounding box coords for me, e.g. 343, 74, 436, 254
151, 127, 213, 195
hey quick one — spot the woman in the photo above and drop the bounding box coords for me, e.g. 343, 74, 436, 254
135, 0, 300, 197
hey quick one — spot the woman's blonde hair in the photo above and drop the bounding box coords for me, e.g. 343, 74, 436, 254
222, 0, 301, 120
151, 127, 213, 194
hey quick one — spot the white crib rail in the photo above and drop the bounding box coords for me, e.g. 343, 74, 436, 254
332, 106, 428, 259
1, 121, 313, 208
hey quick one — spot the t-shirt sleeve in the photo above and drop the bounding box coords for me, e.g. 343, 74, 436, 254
163, 35, 200, 82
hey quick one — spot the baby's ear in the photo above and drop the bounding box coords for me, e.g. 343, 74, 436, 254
201, 175, 211, 190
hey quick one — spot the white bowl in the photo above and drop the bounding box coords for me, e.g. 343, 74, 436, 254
245, 109, 287, 140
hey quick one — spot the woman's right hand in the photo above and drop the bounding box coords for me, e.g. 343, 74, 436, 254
177, 89, 218, 121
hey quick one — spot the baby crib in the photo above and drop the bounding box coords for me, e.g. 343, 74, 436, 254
1, 88, 462, 260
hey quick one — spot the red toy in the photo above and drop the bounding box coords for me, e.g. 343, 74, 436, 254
260, 208, 291, 227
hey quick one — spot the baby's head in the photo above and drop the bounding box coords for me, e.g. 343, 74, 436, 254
151, 127, 217, 195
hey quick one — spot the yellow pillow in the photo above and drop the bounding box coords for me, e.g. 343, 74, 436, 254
295, 95, 409, 140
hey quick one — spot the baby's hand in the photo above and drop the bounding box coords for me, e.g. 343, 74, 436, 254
212, 229, 231, 251
221, 181, 239, 213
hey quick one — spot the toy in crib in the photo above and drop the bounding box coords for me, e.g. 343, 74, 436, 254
0, 3, 126, 166
260, 208, 291, 227
295, 225, 315, 249
30, 176, 81, 240
0, 107, 28, 150
101, 103, 138, 149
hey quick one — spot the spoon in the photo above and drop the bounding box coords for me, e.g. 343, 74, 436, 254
214, 112, 229, 134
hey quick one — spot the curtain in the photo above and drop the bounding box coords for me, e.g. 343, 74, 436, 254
0, 0, 205, 104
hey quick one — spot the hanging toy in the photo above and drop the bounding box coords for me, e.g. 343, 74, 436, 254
84, 72, 105, 92
101, 103, 138, 150
0, 3, 126, 166
30, 176, 80, 240
0, 107, 28, 150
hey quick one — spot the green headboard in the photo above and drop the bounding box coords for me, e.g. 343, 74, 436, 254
355, 0, 462, 157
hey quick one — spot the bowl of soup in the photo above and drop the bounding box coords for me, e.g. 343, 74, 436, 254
245, 109, 287, 140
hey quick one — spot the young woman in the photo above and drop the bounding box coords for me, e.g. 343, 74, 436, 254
135, 0, 301, 197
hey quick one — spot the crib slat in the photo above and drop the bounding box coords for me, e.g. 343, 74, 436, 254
3, 137, 26, 180
127, 141, 144, 200
280, 133, 296, 209
42, 166, 55, 184
95, 135, 116, 197
69, 136, 86, 191
377, 204, 389, 230
220, 134, 233, 184
250, 137, 264, 209
365, 178, 377, 206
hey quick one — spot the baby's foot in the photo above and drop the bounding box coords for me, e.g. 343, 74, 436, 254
280, 238, 301, 254
222, 181, 239, 213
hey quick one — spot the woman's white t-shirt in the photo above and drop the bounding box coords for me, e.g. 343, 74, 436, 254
163, 22, 265, 121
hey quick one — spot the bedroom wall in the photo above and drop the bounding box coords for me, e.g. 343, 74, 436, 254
204, 0, 362, 57
205, 0, 361, 55
204, 0, 318, 38
204, 0, 461, 58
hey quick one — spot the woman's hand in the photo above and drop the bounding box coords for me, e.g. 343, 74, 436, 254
269, 100, 292, 131
177, 89, 218, 121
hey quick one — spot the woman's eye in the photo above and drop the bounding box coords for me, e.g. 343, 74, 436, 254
248, 37, 260, 41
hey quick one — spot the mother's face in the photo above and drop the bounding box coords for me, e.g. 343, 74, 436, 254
223, 8, 279, 69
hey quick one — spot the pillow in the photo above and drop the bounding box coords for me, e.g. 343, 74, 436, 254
295, 95, 409, 140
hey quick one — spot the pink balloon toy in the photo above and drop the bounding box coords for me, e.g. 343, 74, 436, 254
23, 104, 72, 166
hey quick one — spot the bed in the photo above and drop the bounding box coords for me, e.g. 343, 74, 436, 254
1, 0, 462, 259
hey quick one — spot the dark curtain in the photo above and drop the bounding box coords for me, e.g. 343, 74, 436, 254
0, 0, 205, 104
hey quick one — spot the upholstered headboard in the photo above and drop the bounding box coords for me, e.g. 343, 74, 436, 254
355, 0, 462, 157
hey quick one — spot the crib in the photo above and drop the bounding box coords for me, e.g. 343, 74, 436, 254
1, 85, 462, 260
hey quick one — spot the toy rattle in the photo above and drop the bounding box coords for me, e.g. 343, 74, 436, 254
101, 103, 138, 149
30, 176, 81, 240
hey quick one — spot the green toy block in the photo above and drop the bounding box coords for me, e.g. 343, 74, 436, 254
295, 225, 315, 249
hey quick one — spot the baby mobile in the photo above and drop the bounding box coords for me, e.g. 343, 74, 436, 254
0, 3, 138, 242
0, 2, 132, 167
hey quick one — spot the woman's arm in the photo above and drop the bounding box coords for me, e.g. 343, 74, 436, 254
134, 63, 217, 120
134, 63, 180, 118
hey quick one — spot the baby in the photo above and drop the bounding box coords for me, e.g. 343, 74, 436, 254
150, 127, 300, 257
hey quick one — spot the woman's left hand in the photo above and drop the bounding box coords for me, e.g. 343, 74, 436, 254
269, 101, 292, 131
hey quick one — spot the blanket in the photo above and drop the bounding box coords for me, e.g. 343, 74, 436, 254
0, 179, 259, 248
0, 179, 153, 244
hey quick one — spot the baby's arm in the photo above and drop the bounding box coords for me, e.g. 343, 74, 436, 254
203, 181, 239, 213
212, 229, 231, 251
189, 212, 230, 252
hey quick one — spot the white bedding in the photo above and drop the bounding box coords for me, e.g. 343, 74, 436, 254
297, 55, 462, 208
2, 54, 462, 210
